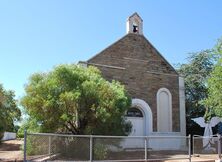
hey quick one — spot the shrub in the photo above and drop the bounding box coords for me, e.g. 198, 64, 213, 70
94, 143, 108, 160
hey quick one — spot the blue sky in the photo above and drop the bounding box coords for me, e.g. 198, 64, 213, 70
0, 0, 222, 99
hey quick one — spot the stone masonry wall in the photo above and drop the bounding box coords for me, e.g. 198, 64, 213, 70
87, 33, 180, 132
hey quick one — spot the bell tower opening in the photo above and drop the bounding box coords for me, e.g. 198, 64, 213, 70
126, 12, 143, 35
133, 25, 138, 33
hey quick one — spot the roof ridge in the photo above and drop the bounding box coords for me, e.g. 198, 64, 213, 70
87, 33, 178, 75
128, 12, 143, 22
140, 35, 179, 75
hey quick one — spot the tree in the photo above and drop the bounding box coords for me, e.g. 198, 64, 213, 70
21, 64, 131, 135
17, 118, 41, 138
177, 50, 215, 135
204, 39, 222, 117
0, 84, 21, 139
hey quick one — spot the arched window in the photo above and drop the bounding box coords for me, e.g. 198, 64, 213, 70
157, 88, 172, 132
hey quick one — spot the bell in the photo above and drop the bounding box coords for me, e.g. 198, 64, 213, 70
133, 25, 138, 33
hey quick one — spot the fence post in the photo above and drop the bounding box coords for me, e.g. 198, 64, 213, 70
188, 134, 191, 162
24, 129, 27, 162
48, 135, 51, 156
218, 134, 221, 160
192, 135, 195, 156
90, 135, 93, 162
144, 136, 147, 160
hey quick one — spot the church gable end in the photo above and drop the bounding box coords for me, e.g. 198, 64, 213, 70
87, 33, 178, 75
81, 13, 185, 136
87, 12, 177, 75
87, 34, 177, 75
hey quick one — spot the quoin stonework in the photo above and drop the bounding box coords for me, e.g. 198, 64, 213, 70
80, 13, 186, 147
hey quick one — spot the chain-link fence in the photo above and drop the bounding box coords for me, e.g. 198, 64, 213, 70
192, 135, 221, 160
24, 132, 191, 161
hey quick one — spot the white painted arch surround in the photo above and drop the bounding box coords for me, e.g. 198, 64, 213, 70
131, 98, 153, 135
157, 88, 172, 132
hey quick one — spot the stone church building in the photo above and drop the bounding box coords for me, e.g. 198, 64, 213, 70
80, 13, 186, 140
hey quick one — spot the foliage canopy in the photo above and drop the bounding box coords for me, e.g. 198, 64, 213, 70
177, 50, 215, 134
204, 39, 222, 117
21, 64, 131, 135
0, 84, 21, 139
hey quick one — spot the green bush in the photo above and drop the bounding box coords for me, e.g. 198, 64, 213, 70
26, 136, 49, 155
0, 132, 3, 142
94, 143, 108, 160
17, 130, 24, 138
0, 126, 4, 142
59, 137, 90, 160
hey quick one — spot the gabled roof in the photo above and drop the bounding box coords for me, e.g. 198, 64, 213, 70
87, 34, 129, 62
127, 12, 143, 22
87, 33, 178, 75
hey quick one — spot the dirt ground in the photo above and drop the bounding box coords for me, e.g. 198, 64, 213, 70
0, 139, 23, 162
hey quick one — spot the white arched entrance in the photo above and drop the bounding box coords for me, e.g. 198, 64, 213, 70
127, 99, 153, 136
124, 99, 152, 148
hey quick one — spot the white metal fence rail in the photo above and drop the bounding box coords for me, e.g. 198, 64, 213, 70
24, 131, 191, 162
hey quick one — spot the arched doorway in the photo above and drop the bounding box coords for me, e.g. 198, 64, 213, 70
130, 98, 153, 136
126, 107, 144, 136
124, 99, 153, 148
